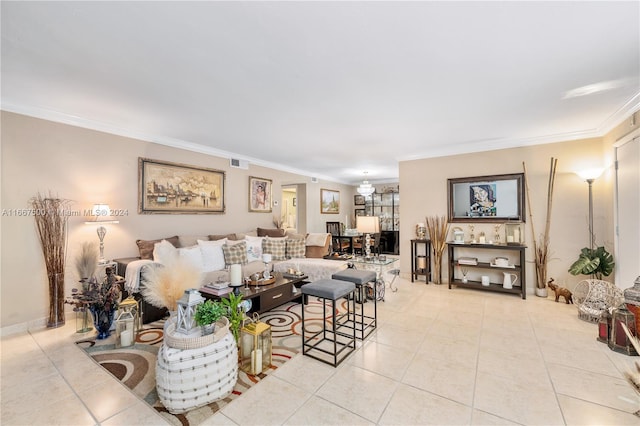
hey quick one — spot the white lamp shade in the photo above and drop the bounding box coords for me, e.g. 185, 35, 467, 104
356, 216, 380, 234
576, 168, 604, 181
85, 203, 119, 224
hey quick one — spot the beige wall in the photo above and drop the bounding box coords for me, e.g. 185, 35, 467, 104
0, 112, 355, 329
399, 137, 615, 293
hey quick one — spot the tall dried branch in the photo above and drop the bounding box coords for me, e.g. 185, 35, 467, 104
523, 158, 558, 289
30, 192, 73, 326
426, 215, 450, 284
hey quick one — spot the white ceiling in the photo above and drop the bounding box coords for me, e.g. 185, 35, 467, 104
2, 1, 639, 184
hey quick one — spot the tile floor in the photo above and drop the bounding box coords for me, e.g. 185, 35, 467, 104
2, 276, 640, 425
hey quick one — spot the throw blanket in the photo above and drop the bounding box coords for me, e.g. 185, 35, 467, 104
124, 259, 153, 292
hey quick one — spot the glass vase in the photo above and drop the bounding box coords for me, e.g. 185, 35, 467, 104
90, 307, 115, 339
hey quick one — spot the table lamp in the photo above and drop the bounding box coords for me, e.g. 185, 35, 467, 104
85, 203, 119, 263
357, 216, 380, 259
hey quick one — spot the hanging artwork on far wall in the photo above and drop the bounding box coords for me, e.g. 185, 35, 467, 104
249, 176, 272, 213
321, 189, 340, 214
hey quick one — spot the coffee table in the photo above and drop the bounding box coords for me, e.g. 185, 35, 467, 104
200, 272, 308, 314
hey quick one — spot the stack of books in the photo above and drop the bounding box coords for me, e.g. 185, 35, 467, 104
458, 257, 478, 266
202, 282, 233, 296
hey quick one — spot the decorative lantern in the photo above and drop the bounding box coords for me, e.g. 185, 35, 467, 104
118, 295, 141, 334
597, 309, 612, 344
416, 223, 427, 239
623, 276, 640, 336
239, 314, 272, 375
505, 222, 523, 245
608, 304, 638, 356
452, 227, 464, 243
176, 289, 204, 334
115, 309, 135, 348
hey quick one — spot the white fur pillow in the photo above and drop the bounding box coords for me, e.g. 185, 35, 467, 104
153, 239, 178, 266
177, 246, 204, 272
244, 235, 264, 262
197, 239, 227, 272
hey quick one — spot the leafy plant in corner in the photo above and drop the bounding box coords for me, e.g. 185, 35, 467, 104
221, 292, 244, 343
194, 300, 226, 327
568, 246, 615, 279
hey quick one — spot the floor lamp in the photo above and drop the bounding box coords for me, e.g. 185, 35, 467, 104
576, 169, 603, 252
85, 203, 119, 263
356, 216, 380, 259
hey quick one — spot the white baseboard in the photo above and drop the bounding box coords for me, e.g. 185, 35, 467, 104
0, 311, 75, 338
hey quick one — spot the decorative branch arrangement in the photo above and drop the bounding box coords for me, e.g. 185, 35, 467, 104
426, 215, 450, 284
141, 260, 201, 311
30, 192, 72, 328
523, 158, 558, 292
75, 241, 99, 280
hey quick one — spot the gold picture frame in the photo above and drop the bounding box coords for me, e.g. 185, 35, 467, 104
321, 189, 340, 214
249, 176, 272, 213
138, 157, 225, 214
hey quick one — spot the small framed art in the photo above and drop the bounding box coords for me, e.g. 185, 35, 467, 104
320, 189, 340, 214
249, 176, 272, 213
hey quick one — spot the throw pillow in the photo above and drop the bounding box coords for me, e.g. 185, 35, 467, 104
286, 238, 306, 259
257, 227, 286, 238
177, 246, 205, 271
222, 241, 248, 266
197, 239, 227, 272
136, 235, 179, 260
179, 235, 209, 248
245, 236, 264, 262
262, 237, 287, 261
153, 239, 178, 265
209, 233, 237, 241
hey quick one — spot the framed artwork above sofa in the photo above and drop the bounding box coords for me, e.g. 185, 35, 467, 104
138, 157, 226, 214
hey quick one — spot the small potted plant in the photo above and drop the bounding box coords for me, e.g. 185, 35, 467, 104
194, 300, 226, 336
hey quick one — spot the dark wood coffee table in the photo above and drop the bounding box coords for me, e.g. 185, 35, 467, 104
200, 272, 308, 314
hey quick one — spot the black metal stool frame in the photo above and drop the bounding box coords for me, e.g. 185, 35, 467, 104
301, 293, 356, 367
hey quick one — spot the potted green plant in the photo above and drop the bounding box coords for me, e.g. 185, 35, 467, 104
568, 246, 615, 279
194, 300, 226, 335
221, 292, 244, 343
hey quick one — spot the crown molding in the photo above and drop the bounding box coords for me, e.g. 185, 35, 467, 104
1, 102, 348, 185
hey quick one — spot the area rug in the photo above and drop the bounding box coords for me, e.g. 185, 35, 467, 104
76, 299, 345, 426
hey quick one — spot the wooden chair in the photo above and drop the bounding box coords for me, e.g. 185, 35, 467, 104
326, 222, 350, 253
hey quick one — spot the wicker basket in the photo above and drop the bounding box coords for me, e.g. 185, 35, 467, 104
164, 317, 230, 350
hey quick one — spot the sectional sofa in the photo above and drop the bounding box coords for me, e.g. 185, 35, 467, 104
114, 228, 347, 322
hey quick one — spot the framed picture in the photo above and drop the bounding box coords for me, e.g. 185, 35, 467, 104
249, 176, 272, 213
354, 194, 366, 205
355, 208, 366, 216
138, 157, 225, 214
321, 189, 340, 214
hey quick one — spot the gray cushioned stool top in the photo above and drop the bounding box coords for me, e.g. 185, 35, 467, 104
302, 279, 356, 300
332, 269, 377, 284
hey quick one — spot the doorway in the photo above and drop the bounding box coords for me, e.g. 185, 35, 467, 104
281, 185, 298, 233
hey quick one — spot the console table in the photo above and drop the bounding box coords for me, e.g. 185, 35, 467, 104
447, 242, 527, 299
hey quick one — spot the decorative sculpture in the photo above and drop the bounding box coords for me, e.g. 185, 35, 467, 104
547, 278, 573, 304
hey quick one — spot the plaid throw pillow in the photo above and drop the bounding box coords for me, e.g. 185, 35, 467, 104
222, 241, 248, 266
262, 237, 287, 261
286, 238, 306, 259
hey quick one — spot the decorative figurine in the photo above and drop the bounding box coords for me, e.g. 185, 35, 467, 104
548, 278, 573, 304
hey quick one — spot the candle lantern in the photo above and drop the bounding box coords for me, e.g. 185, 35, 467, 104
239, 314, 272, 376
176, 289, 204, 334
416, 223, 426, 239
608, 304, 638, 356
597, 309, 612, 344
118, 295, 141, 334
115, 309, 135, 348
505, 222, 523, 245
